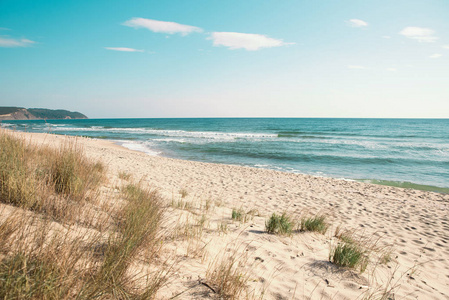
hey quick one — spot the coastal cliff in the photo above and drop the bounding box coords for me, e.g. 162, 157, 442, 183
0, 107, 88, 120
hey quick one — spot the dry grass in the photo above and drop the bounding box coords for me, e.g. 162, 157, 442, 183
118, 171, 131, 180
179, 188, 188, 198
0, 131, 168, 299
206, 244, 252, 299
0, 131, 104, 222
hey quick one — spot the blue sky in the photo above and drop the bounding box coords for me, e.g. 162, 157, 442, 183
1, 0, 448, 118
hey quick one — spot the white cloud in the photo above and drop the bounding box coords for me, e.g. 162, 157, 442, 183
105, 47, 144, 52
208, 32, 292, 51
386, 68, 397, 72
443, 45, 449, 49
122, 18, 202, 35
382, 36, 391, 39
347, 19, 368, 28
347, 65, 366, 69
429, 53, 442, 58
0, 36, 35, 47
399, 27, 438, 42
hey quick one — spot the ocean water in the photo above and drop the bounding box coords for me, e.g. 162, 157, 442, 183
2, 118, 448, 193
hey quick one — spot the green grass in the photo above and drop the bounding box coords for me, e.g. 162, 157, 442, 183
300, 215, 328, 234
330, 242, 369, 273
232, 208, 244, 221
265, 213, 293, 235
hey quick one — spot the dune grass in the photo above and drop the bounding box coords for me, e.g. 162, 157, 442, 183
300, 214, 328, 234
206, 246, 251, 299
330, 242, 369, 273
0, 131, 168, 299
82, 183, 167, 299
0, 131, 104, 218
265, 212, 293, 235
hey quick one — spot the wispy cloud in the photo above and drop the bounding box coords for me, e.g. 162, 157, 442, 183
429, 53, 442, 59
382, 36, 391, 39
386, 68, 397, 72
443, 45, 449, 49
399, 27, 438, 43
347, 65, 366, 69
122, 18, 202, 35
105, 47, 144, 52
209, 32, 292, 51
347, 19, 368, 28
0, 36, 35, 47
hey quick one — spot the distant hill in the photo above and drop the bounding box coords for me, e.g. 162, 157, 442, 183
0, 107, 88, 120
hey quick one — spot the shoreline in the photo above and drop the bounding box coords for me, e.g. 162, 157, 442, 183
2, 119, 448, 194
113, 137, 449, 195
3, 129, 449, 299
3, 125, 449, 194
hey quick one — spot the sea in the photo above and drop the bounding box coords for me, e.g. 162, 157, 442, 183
2, 118, 448, 193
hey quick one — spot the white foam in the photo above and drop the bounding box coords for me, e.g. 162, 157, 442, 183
116, 141, 161, 156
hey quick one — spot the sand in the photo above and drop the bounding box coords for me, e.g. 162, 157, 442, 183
8, 131, 449, 299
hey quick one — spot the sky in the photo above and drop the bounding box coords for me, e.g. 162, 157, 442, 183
0, 0, 448, 118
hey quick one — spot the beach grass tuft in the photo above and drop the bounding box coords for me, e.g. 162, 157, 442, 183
330, 241, 369, 273
265, 213, 293, 235
232, 207, 244, 221
179, 188, 188, 198
300, 214, 329, 234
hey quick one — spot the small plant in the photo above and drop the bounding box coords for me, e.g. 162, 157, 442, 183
232, 208, 244, 221
330, 242, 369, 273
171, 198, 192, 211
232, 207, 254, 223
118, 171, 131, 180
265, 213, 293, 235
202, 198, 212, 211
218, 222, 229, 235
206, 247, 251, 299
300, 214, 328, 234
380, 249, 393, 265
179, 188, 188, 198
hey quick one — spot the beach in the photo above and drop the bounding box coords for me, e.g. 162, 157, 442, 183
3, 130, 449, 299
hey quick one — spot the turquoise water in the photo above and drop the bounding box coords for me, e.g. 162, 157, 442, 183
2, 118, 448, 192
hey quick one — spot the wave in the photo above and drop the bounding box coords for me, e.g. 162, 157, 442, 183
115, 140, 161, 156
43, 126, 279, 140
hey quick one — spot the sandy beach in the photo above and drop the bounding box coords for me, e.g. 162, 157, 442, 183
4, 130, 449, 299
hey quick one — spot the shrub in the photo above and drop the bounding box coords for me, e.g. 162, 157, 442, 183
265, 213, 293, 235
